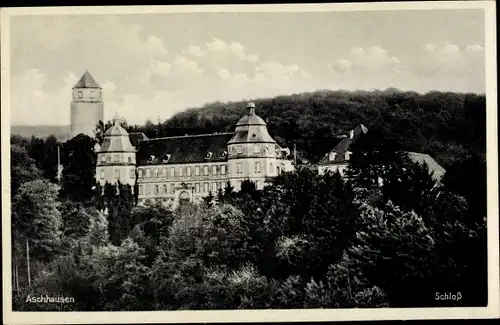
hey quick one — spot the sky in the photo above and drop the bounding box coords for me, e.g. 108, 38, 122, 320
9, 8, 486, 125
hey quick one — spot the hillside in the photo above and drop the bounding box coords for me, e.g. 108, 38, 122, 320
11, 124, 70, 140
130, 89, 486, 168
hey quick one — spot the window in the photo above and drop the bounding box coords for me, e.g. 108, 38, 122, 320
128, 156, 132, 163
138, 185, 143, 195
195, 183, 200, 193
345, 151, 352, 161
236, 145, 243, 154
221, 165, 226, 175
106, 155, 111, 163
253, 145, 260, 154
195, 166, 200, 176
256, 181, 261, 189
162, 168, 167, 177
77, 91, 83, 99
171, 184, 176, 194
178, 167, 184, 177
130, 168, 135, 179
187, 167, 192, 177
145, 185, 151, 195
203, 165, 209, 176
329, 152, 337, 162
115, 169, 120, 180
212, 165, 217, 175
145, 169, 151, 178
203, 182, 209, 193
154, 168, 159, 178
270, 162, 274, 173
237, 180, 242, 190
170, 167, 175, 178
114, 155, 119, 163
236, 163, 242, 174
101, 156, 106, 163
254, 162, 261, 173
163, 184, 168, 194
154, 185, 159, 195
213, 182, 218, 191
100, 170, 104, 179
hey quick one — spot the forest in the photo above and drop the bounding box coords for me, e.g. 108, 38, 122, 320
10, 89, 487, 310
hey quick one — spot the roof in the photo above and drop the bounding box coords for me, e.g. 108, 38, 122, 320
228, 102, 276, 145
136, 132, 235, 165
316, 124, 368, 165
73, 71, 101, 89
407, 152, 446, 181
129, 132, 149, 149
99, 120, 136, 152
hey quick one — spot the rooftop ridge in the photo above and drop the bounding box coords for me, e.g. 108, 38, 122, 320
73, 70, 101, 89
144, 132, 235, 142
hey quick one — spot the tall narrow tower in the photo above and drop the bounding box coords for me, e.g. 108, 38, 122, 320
70, 70, 104, 138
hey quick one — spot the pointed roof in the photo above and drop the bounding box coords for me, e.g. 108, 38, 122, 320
73, 70, 101, 89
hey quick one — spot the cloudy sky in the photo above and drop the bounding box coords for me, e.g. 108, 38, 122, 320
9, 8, 485, 125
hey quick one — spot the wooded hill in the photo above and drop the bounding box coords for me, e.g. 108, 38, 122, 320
129, 89, 486, 168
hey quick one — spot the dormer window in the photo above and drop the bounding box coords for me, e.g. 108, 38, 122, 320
148, 155, 155, 163
205, 152, 213, 159
163, 154, 171, 163
77, 91, 83, 99
220, 151, 228, 158
329, 152, 337, 162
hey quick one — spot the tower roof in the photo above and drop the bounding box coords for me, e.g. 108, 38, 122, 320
228, 102, 276, 145
73, 70, 101, 89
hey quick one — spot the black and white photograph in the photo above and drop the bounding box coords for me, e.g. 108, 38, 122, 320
1, 2, 499, 323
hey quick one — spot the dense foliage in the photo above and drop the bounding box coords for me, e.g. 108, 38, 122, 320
127, 89, 485, 168
10, 89, 487, 310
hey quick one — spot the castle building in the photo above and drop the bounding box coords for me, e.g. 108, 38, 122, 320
70, 71, 104, 138
316, 124, 368, 177
315, 124, 446, 181
97, 102, 294, 207
95, 115, 137, 188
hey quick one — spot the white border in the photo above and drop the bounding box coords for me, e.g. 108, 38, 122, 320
2, 2, 499, 324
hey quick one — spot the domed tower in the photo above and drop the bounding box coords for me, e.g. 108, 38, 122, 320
95, 115, 136, 188
227, 102, 288, 191
70, 70, 104, 138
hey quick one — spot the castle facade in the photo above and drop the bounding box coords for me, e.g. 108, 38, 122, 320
95, 95, 294, 207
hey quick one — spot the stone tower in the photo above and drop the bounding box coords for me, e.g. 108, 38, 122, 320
95, 115, 137, 188
227, 102, 287, 191
70, 70, 104, 138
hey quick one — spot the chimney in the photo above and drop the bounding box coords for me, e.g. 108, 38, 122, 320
246, 102, 256, 115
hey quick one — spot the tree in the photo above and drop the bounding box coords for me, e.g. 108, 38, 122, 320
203, 191, 215, 207
10, 144, 43, 196
349, 201, 438, 307
12, 180, 63, 287
59, 201, 91, 239
86, 209, 110, 247
103, 182, 136, 245
27, 135, 60, 182
60, 134, 97, 203
94, 120, 113, 145
442, 154, 486, 225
